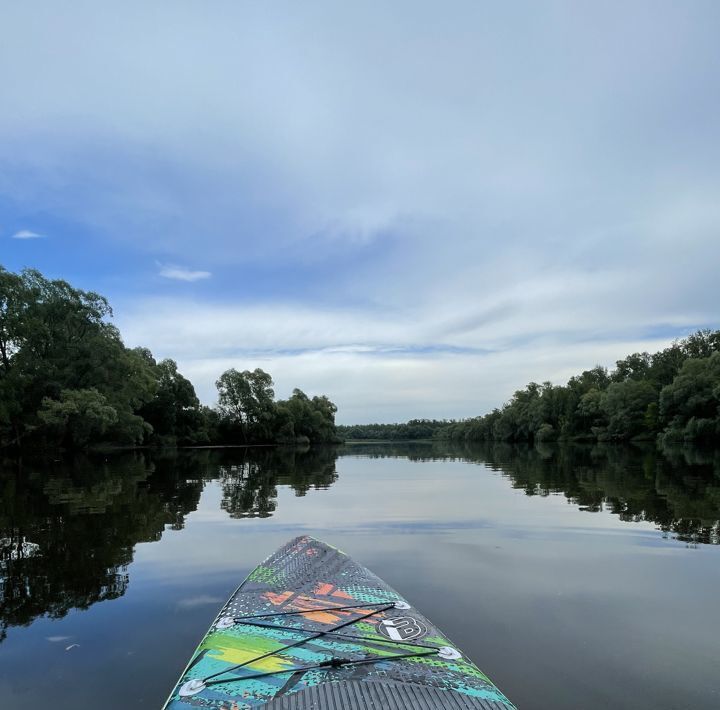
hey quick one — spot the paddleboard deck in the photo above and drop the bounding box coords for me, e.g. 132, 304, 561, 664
164, 535, 516, 709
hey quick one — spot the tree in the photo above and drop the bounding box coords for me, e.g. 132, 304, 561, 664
309, 394, 339, 442
1, 265, 341, 449
576, 388, 606, 434
37, 389, 118, 448
600, 380, 657, 440
216, 368, 275, 442
430, 329, 720, 445
275, 389, 339, 444
0, 267, 156, 448
681, 329, 720, 359
648, 344, 686, 387
611, 352, 652, 383
659, 353, 720, 443
139, 357, 206, 444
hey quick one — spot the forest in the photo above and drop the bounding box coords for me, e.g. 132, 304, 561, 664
340, 331, 720, 446
336, 419, 451, 440
434, 330, 720, 444
0, 266, 339, 450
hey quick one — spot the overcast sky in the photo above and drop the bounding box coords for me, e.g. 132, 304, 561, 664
1, 1, 718, 423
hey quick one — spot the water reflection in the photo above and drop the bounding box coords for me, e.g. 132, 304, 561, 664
219, 446, 337, 518
0, 446, 337, 641
0, 453, 204, 642
343, 441, 720, 545
495, 443, 720, 545
0, 442, 718, 644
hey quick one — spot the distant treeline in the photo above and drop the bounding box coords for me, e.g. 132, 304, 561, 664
435, 331, 720, 444
0, 266, 339, 450
336, 419, 451, 441
339, 332, 720, 446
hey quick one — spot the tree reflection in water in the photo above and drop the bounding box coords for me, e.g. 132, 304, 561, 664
0, 447, 337, 642
344, 441, 720, 546
1, 442, 718, 643
218, 446, 338, 518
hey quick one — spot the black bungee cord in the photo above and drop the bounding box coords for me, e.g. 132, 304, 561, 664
201, 602, 396, 684
191, 601, 445, 690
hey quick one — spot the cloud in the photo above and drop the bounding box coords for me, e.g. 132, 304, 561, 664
158, 263, 211, 282
11, 229, 44, 239
117, 294, 711, 423
170, 335, 681, 424
1, 1, 718, 269
1, 3, 719, 421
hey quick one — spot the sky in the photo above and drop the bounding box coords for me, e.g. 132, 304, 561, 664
1, 1, 719, 423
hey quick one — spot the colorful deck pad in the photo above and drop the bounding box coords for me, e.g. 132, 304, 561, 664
164, 536, 516, 709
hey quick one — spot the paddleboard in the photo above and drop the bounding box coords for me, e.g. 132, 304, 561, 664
164, 535, 516, 709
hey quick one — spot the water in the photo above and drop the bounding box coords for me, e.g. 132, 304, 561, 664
1, 443, 719, 709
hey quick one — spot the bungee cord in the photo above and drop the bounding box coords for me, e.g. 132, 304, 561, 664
180, 601, 451, 695
201, 603, 395, 684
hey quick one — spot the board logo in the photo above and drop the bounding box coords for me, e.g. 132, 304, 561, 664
376, 616, 427, 642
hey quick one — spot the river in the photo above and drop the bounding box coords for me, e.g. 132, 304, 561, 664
1, 442, 718, 709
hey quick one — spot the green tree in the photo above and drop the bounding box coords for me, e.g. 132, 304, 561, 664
309, 394, 339, 442
0, 267, 156, 448
216, 368, 275, 442
37, 389, 118, 448
139, 357, 207, 444
576, 388, 606, 435
600, 380, 657, 440
659, 353, 720, 443
648, 343, 686, 387
681, 329, 720, 359
276, 389, 339, 444
0, 268, 40, 445
1, 265, 341, 449
431, 331, 720, 445
611, 352, 651, 383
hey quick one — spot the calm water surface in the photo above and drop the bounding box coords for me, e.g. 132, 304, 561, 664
1, 443, 719, 709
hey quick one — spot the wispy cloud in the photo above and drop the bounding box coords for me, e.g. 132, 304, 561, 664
158, 263, 211, 282
117, 293, 711, 422
11, 229, 44, 239
1, 3, 718, 422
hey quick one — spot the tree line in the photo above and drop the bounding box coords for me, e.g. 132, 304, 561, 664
338, 331, 720, 446
336, 419, 451, 441
0, 266, 339, 450
434, 330, 720, 445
